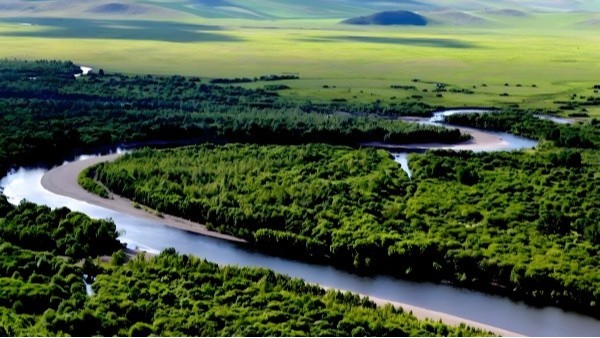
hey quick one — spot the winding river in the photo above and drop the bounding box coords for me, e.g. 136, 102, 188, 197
1, 110, 598, 336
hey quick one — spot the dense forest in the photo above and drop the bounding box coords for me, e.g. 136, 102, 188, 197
88, 143, 600, 318
0, 59, 459, 176
0, 195, 485, 336
2, 59, 600, 332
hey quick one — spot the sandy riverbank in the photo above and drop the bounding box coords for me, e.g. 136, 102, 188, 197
320, 286, 523, 337
40, 153, 246, 243
367, 295, 523, 336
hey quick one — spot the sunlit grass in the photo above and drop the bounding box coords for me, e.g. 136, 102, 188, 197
0, 12, 598, 112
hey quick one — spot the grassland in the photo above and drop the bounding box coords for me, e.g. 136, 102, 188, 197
0, 2, 598, 115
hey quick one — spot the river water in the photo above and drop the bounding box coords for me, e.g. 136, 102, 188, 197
2, 162, 600, 336
1, 111, 598, 336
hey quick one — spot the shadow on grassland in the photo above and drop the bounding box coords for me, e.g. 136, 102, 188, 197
298, 35, 475, 49
0, 17, 243, 43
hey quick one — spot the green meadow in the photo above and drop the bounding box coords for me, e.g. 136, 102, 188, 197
0, 0, 598, 115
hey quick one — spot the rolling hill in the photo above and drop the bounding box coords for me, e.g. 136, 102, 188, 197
341, 10, 428, 26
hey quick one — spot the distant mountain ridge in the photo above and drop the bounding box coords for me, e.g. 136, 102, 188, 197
0, 0, 597, 21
